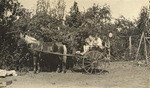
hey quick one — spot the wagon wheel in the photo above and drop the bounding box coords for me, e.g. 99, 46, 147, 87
82, 51, 109, 74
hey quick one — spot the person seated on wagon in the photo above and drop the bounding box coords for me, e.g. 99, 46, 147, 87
93, 34, 104, 49
80, 34, 104, 55
80, 35, 95, 55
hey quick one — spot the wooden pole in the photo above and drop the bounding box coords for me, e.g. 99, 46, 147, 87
30, 48, 75, 57
129, 36, 132, 56
108, 38, 111, 59
6, 31, 19, 34
145, 38, 150, 44
144, 37, 149, 64
135, 32, 144, 60
146, 38, 150, 61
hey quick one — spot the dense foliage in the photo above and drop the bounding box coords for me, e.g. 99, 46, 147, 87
0, 0, 149, 71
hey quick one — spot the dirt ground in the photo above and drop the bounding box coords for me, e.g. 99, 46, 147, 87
2, 61, 150, 88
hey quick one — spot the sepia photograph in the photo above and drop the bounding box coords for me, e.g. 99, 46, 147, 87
0, 0, 149, 88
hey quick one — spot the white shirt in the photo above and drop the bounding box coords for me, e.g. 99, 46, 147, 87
85, 37, 94, 46
93, 37, 103, 48
24, 35, 40, 45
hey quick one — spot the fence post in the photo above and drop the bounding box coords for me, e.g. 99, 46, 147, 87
144, 37, 149, 64
135, 32, 144, 61
108, 38, 110, 59
129, 36, 132, 56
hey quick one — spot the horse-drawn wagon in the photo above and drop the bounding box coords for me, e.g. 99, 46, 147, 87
33, 45, 110, 74
20, 33, 110, 74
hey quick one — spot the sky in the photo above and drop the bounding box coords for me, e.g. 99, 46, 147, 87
18, 0, 149, 20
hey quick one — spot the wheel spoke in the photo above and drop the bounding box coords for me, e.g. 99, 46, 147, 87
84, 59, 92, 63
94, 68, 97, 74
96, 54, 101, 60
90, 67, 94, 73
84, 61, 91, 64
94, 52, 99, 59
84, 64, 91, 68
87, 65, 92, 71
84, 58, 91, 61
97, 53, 103, 60
91, 52, 95, 59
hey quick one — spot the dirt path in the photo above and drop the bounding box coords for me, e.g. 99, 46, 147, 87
4, 61, 150, 88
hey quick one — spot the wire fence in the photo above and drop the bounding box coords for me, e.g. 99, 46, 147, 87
110, 35, 144, 61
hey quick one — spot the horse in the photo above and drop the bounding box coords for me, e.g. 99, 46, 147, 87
19, 33, 67, 73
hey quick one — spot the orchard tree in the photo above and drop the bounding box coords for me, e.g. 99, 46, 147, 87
82, 4, 111, 35
55, 0, 66, 25
36, 0, 47, 14
0, 0, 33, 70
11, 8, 31, 33
0, 0, 21, 50
115, 16, 136, 36
83, 4, 111, 25
0, 0, 21, 39
65, 1, 82, 28
27, 0, 65, 42
137, 6, 149, 35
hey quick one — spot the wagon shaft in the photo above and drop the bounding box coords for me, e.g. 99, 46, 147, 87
30, 48, 75, 57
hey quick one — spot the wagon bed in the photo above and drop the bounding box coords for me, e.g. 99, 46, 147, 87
31, 48, 110, 74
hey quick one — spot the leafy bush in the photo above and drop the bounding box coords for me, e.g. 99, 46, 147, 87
0, 0, 148, 72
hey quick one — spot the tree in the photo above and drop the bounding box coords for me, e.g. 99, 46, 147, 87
11, 8, 31, 33
115, 16, 136, 36
0, 0, 21, 49
65, 1, 82, 28
83, 4, 111, 24
0, 0, 21, 38
55, 0, 66, 25
36, 0, 47, 14
0, 0, 33, 70
82, 4, 111, 35
137, 6, 149, 35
